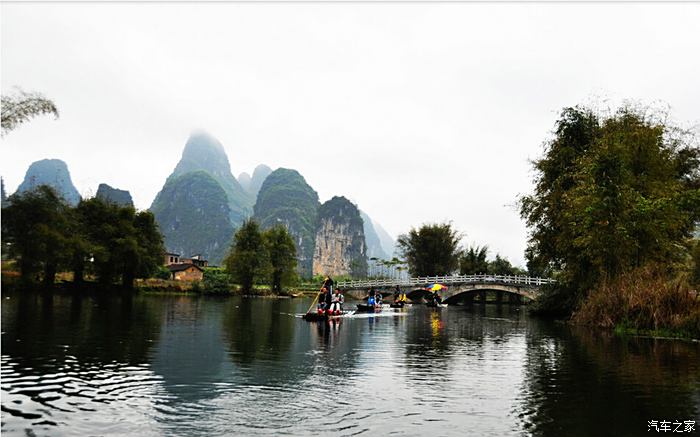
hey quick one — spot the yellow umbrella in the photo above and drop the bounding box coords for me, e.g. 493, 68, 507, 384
426, 283, 447, 292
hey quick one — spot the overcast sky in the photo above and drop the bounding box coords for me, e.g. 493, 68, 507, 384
2, 2, 699, 267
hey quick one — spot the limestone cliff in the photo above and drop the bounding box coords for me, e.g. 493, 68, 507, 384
253, 168, 319, 278
313, 196, 367, 278
16, 159, 81, 206
96, 183, 134, 207
150, 171, 233, 265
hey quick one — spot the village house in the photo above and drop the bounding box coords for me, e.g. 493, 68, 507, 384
167, 263, 204, 281
186, 254, 209, 268
162, 252, 209, 281
164, 252, 181, 265
163, 252, 209, 268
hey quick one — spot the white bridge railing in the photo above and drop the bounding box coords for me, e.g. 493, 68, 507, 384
337, 274, 556, 290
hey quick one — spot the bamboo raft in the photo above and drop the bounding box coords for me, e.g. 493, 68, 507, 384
355, 303, 383, 313
302, 311, 348, 321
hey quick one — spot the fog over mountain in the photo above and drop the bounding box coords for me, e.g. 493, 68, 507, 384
248, 165, 273, 199
4, 4, 696, 266
360, 210, 389, 260
149, 132, 256, 264
166, 131, 253, 227
238, 172, 252, 194
373, 220, 397, 258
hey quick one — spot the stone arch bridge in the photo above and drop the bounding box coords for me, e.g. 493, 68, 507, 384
336, 274, 555, 304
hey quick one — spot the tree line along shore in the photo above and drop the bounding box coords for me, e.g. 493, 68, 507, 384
2, 100, 699, 338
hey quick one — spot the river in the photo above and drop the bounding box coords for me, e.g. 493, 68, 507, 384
1, 292, 699, 436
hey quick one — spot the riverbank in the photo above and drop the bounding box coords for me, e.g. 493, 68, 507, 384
1, 270, 319, 297
572, 266, 700, 340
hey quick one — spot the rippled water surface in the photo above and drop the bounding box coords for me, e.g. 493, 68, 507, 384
2, 292, 699, 436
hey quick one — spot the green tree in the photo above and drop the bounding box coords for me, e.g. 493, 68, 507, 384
263, 225, 297, 293
75, 197, 164, 288
1, 88, 58, 136
3, 185, 71, 287
520, 104, 700, 315
124, 211, 164, 288
397, 222, 462, 276
75, 197, 122, 284
487, 254, 521, 276
66, 206, 92, 284
225, 219, 269, 293
459, 245, 489, 275
201, 267, 234, 294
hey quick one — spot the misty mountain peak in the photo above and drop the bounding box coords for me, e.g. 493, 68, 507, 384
17, 158, 81, 206
238, 172, 252, 192
175, 130, 231, 178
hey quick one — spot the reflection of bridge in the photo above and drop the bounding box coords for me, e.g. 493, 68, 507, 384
337, 275, 556, 303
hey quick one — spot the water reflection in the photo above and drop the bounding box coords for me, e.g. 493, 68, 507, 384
2, 293, 699, 436
1, 292, 166, 435
516, 324, 700, 436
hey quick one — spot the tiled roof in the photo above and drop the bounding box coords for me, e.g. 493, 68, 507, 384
167, 263, 204, 273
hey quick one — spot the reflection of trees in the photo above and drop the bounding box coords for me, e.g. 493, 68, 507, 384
221, 298, 366, 386
2, 291, 163, 373
221, 298, 296, 365
149, 296, 234, 405
515, 324, 700, 436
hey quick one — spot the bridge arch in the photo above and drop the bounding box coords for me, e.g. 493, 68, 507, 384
338, 274, 552, 302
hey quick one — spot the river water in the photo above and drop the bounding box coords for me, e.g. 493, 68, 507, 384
1, 292, 699, 436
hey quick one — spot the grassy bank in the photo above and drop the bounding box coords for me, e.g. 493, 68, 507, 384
572, 266, 700, 339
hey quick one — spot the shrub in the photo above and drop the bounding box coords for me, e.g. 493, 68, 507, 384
202, 267, 233, 294
573, 264, 700, 337
154, 266, 172, 280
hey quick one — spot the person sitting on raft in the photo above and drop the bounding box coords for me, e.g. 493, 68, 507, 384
317, 287, 328, 314
394, 285, 407, 303
375, 289, 383, 307
329, 289, 344, 315
432, 291, 442, 305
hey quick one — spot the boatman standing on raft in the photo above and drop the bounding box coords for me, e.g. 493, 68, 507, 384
318, 276, 334, 314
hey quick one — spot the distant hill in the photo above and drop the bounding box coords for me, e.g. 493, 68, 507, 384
16, 159, 81, 206
248, 164, 272, 199
96, 183, 133, 207
253, 168, 320, 277
360, 210, 389, 260
313, 196, 368, 278
374, 221, 396, 257
150, 171, 234, 265
165, 131, 253, 226
238, 164, 273, 200
238, 172, 252, 193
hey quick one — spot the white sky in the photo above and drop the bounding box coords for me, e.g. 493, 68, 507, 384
2, 2, 699, 267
